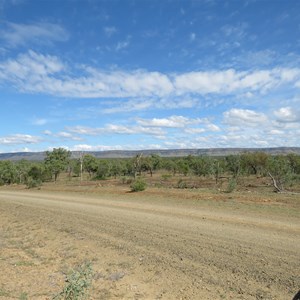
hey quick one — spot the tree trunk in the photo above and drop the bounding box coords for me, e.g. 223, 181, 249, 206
268, 172, 282, 192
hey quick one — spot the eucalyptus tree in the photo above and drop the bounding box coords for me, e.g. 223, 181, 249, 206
266, 155, 292, 192
83, 154, 98, 178
0, 160, 17, 185
44, 148, 71, 182
15, 159, 31, 184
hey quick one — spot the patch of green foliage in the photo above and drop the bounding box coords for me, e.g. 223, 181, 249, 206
19, 292, 28, 300
226, 178, 237, 193
177, 178, 188, 189
53, 262, 93, 300
130, 178, 147, 192
26, 177, 42, 189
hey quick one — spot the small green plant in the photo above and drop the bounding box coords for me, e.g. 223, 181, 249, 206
161, 174, 172, 180
53, 262, 93, 300
121, 176, 133, 184
19, 292, 28, 300
177, 178, 187, 189
26, 177, 42, 189
226, 178, 236, 193
0, 287, 10, 297
130, 178, 147, 192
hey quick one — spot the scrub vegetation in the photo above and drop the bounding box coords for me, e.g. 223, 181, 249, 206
0, 148, 299, 193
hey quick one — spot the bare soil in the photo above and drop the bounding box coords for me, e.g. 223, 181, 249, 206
0, 185, 299, 299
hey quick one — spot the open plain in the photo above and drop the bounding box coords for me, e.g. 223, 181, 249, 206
0, 184, 299, 299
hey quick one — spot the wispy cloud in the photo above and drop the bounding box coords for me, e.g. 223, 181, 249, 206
189, 32, 196, 41
223, 108, 268, 127
136, 116, 204, 128
116, 40, 130, 51
66, 124, 166, 137
0, 22, 69, 47
274, 107, 300, 123
1, 51, 299, 100
31, 118, 48, 126
42, 130, 83, 141
0, 134, 42, 145
103, 26, 117, 37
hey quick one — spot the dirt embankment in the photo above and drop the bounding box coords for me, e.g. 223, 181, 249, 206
0, 189, 299, 299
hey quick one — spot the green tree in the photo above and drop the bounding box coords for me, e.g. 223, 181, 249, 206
212, 158, 225, 185
110, 160, 123, 179
225, 155, 241, 179
190, 156, 212, 177
96, 160, 111, 179
83, 154, 98, 178
141, 156, 154, 177
15, 159, 31, 184
177, 159, 189, 176
162, 159, 178, 175
150, 154, 162, 172
241, 152, 268, 176
70, 159, 81, 177
132, 154, 143, 178
28, 164, 44, 181
286, 154, 300, 174
44, 148, 71, 182
0, 161, 17, 185
266, 155, 292, 192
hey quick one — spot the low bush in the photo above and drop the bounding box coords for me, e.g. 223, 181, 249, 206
161, 174, 172, 180
226, 178, 236, 193
53, 262, 93, 300
177, 178, 188, 189
130, 179, 147, 192
26, 177, 42, 189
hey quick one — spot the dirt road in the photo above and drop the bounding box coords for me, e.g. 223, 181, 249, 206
0, 189, 299, 299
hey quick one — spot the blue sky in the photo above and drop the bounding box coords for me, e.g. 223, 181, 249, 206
0, 0, 300, 152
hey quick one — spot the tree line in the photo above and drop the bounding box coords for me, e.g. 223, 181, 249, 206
0, 148, 299, 192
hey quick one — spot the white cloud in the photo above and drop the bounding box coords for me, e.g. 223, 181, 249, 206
189, 32, 196, 41
174, 69, 238, 94
102, 96, 199, 114
32, 118, 48, 126
101, 99, 154, 114
115, 36, 131, 51
116, 41, 129, 51
0, 51, 300, 100
221, 23, 247, 39
0, 50, 64, 82
206, 124, 220, 131
274, 107, 300, 122
0, 22, 69, 47
67, 124, 165, 137
56, 131, 83, 141
0, 134, 42, 145
42, 130, 83, 141
103, 26, 117, 37
65, 126, 98, 135
184, 128, 206, 134
136, 116, 203, 128
71, 143, 164, 151
268, 129, 284, 135
43, 130, 52, 135
223, 108, 268, 127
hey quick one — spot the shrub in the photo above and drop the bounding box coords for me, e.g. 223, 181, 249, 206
226, 178, 236, 193
26, 177, 42, 189
121, 176, 133, 184
161, 174, 172, 180
130, 179, 147, 192
54, 262, 93, 300
177, 178, 187, 189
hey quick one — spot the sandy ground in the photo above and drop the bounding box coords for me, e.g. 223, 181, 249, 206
0, 188, 299, 299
